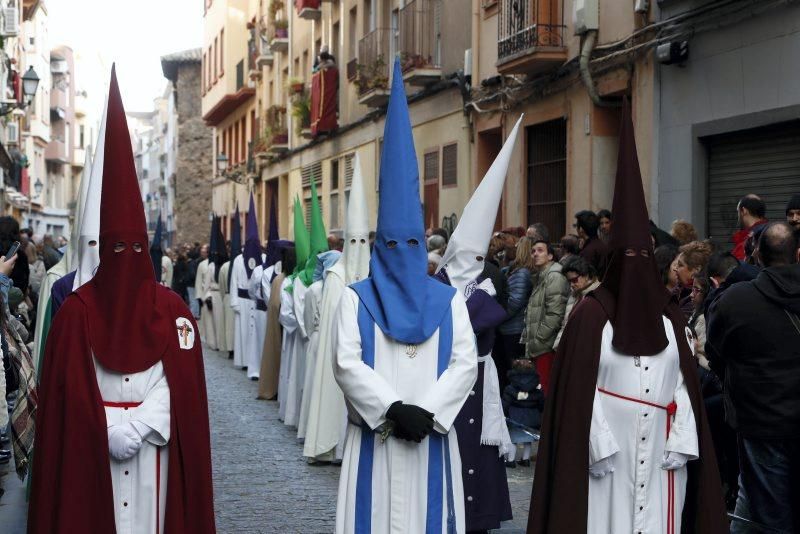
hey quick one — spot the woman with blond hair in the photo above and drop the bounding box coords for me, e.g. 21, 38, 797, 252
671, 219, 699, 245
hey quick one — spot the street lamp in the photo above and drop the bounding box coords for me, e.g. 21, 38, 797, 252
216, 152, 228, 175
0, 66, 40, 117
27, 178, 44, 230
34, 178, 43, 196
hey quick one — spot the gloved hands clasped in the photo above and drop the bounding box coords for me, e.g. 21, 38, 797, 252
205, 297, 213, 311
108, 423, 143, 461
589, 454, 615, 478
661, 451, 690, 471
386, 401, 435, 443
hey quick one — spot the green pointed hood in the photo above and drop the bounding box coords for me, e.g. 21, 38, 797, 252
298, 178, 329, 286
291, 195, 310, 281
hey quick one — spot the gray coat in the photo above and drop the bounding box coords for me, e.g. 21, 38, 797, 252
523, 261, 569, 357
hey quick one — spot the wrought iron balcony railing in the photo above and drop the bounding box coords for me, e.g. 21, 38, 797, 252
497, 0, 566, 65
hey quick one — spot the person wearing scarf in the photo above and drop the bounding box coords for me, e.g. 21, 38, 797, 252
527, 101, 726, 534
332, 60, 477, 534
28, 67, 214, 533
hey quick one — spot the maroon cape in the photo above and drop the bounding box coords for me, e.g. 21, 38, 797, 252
527, 287, 727, 533
28, 286, 215, 533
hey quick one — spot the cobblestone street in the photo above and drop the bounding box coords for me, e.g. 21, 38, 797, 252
0, 345, 534, 533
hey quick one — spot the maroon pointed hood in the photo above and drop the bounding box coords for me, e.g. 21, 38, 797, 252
600, 99, 670, 356
76, 66, 171, 373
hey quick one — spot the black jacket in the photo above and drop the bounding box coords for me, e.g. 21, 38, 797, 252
706, 265, 800, 439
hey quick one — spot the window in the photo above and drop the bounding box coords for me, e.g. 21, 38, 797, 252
201, 52, 206, 94
220, 29, 225, 77
441, 143, 457, 187
348, 7, 357, 60
526, 118, 567, 239
424, 150, 439, 184
213, 36, 218, 81
207, 45, 213, 89
240, 117, 246, 162
79, 125, 85, 148
330, 192, 340, 229
331, 158, 339, 190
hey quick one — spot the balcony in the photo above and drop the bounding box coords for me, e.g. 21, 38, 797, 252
496, 0, 567, 76
50, 87, 67, 117
399, 0, 442, 86
265, 105, 289, 153
257, 35, 274, 67
295, 0, 321, 20
248, 35, 261, 80
45, 136, 67, 163
269, 22, 289, 53
357, 29, 391, 108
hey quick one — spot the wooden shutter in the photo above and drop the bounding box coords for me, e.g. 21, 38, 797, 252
441, 143, 457, 186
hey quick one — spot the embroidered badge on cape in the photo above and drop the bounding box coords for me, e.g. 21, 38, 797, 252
176, 317, 195, 350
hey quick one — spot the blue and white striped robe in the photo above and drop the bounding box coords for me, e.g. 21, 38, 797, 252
333, 287, 478, 534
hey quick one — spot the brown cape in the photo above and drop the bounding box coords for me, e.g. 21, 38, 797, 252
257, 272, 285, 400
527, 287, 727, 533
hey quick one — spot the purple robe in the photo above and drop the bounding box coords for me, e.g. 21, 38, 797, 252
436, 268, 513, 530
50, 270, 77, 318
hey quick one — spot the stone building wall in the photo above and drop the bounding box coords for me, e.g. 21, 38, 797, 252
173, 61, 212, 245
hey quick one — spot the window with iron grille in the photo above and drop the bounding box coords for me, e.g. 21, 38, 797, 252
424, 150, 439, 184
441, 143, 457, 187
526, 118, 567, 241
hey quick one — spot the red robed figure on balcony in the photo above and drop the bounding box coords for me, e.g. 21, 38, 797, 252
311, 45, 338, 137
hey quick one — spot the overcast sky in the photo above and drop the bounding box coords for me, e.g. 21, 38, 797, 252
48, 0, 203, 112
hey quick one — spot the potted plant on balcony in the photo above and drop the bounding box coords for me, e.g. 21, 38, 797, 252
291, 95, 311, 137
266, 105, 289, 146
274, 19, 289, 39
287, 76, 306, 95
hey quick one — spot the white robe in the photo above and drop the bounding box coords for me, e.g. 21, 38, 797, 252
229, 255, 255, 369
283, 279, 309, 428
218, 261, 235, 353
297, 279, 323, 441
95, 358, 171, 534
246, 264, 270, 379
587, 317, 699, 534
205, 262, 225, 353
196, 259, 216, 349
277, 276, 297, 421
303, 266, 348, 461
32, 265, 67, 371
334, 288, 478, 534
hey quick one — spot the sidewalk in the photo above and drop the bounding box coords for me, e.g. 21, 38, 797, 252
0, 460, 27, 533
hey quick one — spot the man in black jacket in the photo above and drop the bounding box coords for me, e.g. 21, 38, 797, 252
706, 221, 800, 533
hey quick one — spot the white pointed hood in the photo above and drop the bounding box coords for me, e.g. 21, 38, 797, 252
438, 115, 523, 295
66, 148, 93, 271
338, 153, 370, 284
73, 96, 108, 290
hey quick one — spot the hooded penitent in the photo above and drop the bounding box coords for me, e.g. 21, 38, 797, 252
339, 153, 370, 283
263, 193, 282, 268
243, 192, 261, 279
600, 99, 670, 356
289, 196, 310, 283
313, 250, 342, 282
150, 214, 164, 283
298, 177, 329, 286
73, 96, 108, 291
30, 66, 215, 533
210, 215, 228, 283
351, 59, 454, 344
66, 150, 93, 272
228, 203, 242, 293
437, 115, 522, 295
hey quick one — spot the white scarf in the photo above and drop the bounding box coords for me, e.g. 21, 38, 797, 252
479, 354, 514, 457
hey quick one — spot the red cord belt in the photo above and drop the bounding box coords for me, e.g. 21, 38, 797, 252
598, 388, 678, 534
102, 400, 161, 534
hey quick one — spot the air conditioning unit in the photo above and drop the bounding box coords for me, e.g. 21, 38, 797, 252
573, 0, 599, 35
6, 122, 19, 145
1, 7, 19, 37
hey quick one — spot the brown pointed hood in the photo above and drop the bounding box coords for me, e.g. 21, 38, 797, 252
599, 99, 670, 356
76, 66, 171, 373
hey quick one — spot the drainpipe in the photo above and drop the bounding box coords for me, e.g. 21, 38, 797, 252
580, 30, 621, 107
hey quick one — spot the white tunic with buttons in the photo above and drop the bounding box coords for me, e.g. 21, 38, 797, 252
94, 358, 171, 534
333, 288, 478, 534
277, 276, 298, 421
297, 279, 323, 440
245, 264, 270, 379
587, 316, 698, 534
229, 255, 255, 369
283, 279, 309, 427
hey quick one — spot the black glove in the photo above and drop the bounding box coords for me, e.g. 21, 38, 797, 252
197, 298, 204, 309
386, 401, 435, 443
205, 297, 213, 311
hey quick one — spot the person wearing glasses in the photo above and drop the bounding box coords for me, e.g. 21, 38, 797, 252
553, 256, 600, 351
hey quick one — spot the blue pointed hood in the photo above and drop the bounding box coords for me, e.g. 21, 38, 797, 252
149, 214, 163, 282
243, 192, 261, 278
263, 192, 282, 268
351, 59, 455, 344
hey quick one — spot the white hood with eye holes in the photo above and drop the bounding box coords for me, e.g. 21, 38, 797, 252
337, 153, 371, 285
74, 96, 108, 290
438, 115, 523, 296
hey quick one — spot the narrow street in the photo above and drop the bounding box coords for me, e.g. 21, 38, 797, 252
0, 345, 534, 533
